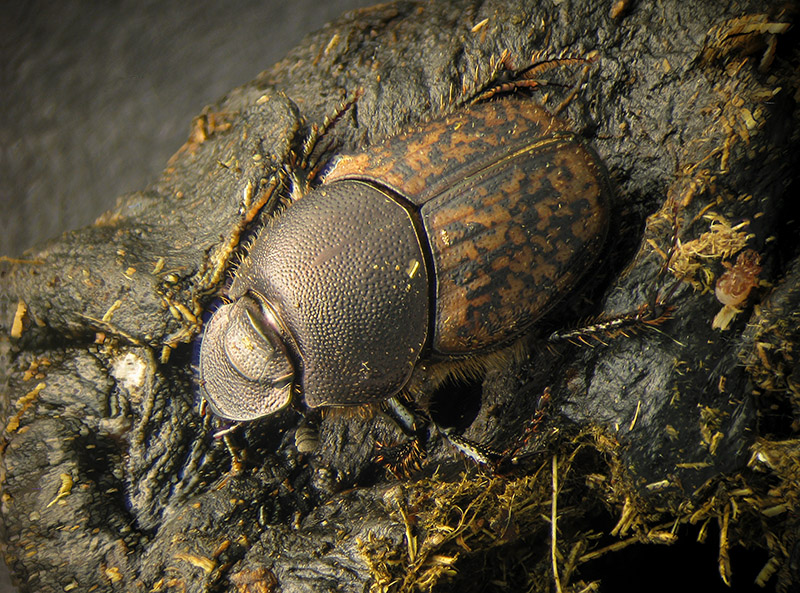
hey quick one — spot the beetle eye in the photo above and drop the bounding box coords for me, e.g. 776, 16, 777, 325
199, 296, 295, 421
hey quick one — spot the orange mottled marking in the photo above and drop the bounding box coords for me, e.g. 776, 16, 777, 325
325, 100, 610, 354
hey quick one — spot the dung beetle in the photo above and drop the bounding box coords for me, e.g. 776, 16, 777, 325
199, 99, 610, 434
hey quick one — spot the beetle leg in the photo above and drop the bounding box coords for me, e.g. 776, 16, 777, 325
470, 55, 597, 104
437, 388, 555, 474
438, 427, 501, 467
374, 438, 427, 480
379, 394, 553, 475
296, 90, 363, 184
641, 199, 685, 320
634, 197, 689, 326
519, 55, 597, 80
492, 387, 553, 471
381, 396, 427, 436
550, 203, 684, 346
548, 301, 675, 346
212, 422, 243, 439
222, 434, 245, 475
284, 91, 364, 204
470, 78, 549, 104
200, 395, 249, 471
200, 396, 245, 439
374, 396, 430, 478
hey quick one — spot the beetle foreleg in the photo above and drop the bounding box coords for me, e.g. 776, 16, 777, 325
222, 434, 245, 475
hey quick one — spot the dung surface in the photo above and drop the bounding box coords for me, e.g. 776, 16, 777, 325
1, 1, 799, 592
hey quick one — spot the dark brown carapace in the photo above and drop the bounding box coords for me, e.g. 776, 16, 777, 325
198, 99, 611, 452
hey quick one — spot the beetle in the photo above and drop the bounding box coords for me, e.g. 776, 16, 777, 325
198, 98, 611, 453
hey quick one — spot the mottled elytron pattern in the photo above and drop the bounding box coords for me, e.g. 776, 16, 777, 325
325, 100, 611, 353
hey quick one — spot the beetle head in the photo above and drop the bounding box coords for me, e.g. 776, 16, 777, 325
199, 294, 295, 421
